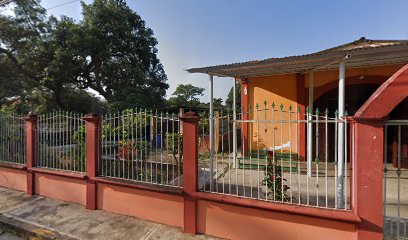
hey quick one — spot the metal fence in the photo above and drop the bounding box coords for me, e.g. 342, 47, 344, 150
99, 109, 183, 187
384, 120, 408, 240
0, 113, 26, 164
37, 112, 86, 172
198, 104, 351, 210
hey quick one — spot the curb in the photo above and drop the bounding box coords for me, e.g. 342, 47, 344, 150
0, 214, 79, 240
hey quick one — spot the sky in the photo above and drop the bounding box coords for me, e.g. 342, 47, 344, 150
41, 0, 408, 103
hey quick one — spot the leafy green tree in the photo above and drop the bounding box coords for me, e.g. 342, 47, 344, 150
74, 0, 168, 109
0, 0, 168, 112
0, 0, 51, 107
167, 84, 204, 107
198, 98, 224, 109
0, 56, 25, 103
225, 83, 241, 109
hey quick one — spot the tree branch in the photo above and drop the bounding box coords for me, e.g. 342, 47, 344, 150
0, 47, 39, 84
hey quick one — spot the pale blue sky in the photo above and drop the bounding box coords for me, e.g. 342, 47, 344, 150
42, 0, 408, 102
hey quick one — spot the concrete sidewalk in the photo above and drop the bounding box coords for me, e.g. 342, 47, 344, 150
0, 187, 216, 240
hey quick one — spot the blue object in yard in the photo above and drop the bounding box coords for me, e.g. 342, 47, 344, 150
155, 134, 164, 148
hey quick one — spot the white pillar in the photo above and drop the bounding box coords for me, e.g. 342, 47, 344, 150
232, 79, 237, 168
209, 74, 214, 188
307, 71, 314, 177
337, 61, 346, 208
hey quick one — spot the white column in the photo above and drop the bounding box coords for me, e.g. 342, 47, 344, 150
307, 71, 314, 177
232, 79, 237, 168
337, 61, 346, 208
209, 74, 214, 188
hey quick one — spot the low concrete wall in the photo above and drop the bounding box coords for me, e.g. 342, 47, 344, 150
34, 173, 87, 206
197, 200, 357, 240
96, 183, 184, 228
0, 167, 27, 192
0, 165, 359, 240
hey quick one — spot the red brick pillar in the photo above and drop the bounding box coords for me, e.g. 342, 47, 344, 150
25, 114, 37, 195
241, 79, 249, 157
352, 118, 384, 240
181, 111, 199, 234
83, 114, 101, 210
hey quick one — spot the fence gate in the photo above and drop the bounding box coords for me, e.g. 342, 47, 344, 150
384, 120, 408, 240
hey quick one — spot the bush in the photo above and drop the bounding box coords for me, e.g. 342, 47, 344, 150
164, 132, 183, 174
262, 150, 292, 201
118, 140, 150, 161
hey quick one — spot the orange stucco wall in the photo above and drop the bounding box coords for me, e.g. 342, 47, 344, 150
246, 64, 404, 153
247, 73, 299, 152
34, 173, 87, 205
96, 183, 184, 228
0, 167, 27, 192
197, 200, 356, 240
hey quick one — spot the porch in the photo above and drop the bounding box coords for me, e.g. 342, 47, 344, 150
187, 38, 408, 239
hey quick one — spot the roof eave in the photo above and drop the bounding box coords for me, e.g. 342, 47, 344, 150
187, 44, 408, 78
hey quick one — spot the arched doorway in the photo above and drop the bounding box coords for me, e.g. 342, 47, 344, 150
386, 97, 408, 167
313, 83, 381, 162
314, 83, 381, 116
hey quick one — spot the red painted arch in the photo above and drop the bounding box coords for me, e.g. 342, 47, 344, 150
355, 64, 408, 119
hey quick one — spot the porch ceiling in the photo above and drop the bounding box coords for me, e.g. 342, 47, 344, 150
187, 38, 408, 79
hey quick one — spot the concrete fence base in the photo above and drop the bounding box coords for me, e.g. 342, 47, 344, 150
0, 108, 393, 240
0, 163, 359, 240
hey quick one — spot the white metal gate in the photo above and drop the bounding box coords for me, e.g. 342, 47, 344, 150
384, 120, 408, 240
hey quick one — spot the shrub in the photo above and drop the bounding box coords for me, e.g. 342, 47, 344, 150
262, 150, 291, 201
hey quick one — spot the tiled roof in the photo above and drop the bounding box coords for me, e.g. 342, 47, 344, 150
187, 37, 408, 78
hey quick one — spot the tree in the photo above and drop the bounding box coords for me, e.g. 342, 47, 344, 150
74, 0, 169, 109
198, 98, 224, 109
225, 83, 241, 109
0, 0, 51, 107
0, 0, 168, 112
167, 84, 204, 107
0, 56, 25, 103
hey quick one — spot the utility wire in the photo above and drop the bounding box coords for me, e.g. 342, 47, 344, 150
46, 0, 80, 10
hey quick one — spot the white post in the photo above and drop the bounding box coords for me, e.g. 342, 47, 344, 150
337, 61, 346, 208
209, 74, 214, 189
307, 71, 314, 177
232, 79, 237, 168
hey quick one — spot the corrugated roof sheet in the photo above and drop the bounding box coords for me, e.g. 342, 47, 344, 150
187, 37, 408, 78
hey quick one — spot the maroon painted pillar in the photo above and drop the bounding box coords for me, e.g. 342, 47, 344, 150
25, 114, 37, 195
181, 111, 199, 234
83, 114, 101, 210
241, 79, 249, 157
352, 118, 384, 240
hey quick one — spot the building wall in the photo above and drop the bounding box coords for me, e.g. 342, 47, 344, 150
245, 64, 404, 153
246, 73, 299, 153
304, 64, 404, 89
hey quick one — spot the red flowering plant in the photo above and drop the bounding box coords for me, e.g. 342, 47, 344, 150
118, 140, 150, 161
262, 149, 291, 201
